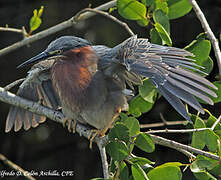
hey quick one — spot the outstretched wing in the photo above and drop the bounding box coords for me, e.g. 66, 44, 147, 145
95, 35, 217, 121
5, 59, 60, 132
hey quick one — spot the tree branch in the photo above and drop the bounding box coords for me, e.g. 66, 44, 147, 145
147, 128, 210, 134
149, 134, 220, 161
97, 141, 109, 179
211, 115, 221, 130
74, 8, 134, 36
3, 78, 25, 91
0, 153, 35, 180
188, 0, 221, 77
0, 87, 220, 162
0, 27, 23, 34
140, 120, 186, 129
0, 0, 117, 57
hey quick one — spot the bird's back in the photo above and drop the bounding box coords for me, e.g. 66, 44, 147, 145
50, 46, 128, 129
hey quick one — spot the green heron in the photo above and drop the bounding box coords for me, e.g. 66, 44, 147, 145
6, 35, 217, 138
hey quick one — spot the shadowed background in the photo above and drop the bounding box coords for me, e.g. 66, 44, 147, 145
0, 0, 221, 179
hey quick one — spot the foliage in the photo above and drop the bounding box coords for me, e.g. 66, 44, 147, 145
102, 0, 221, 179
2, 1, 221, 179
29, 6, 44, 35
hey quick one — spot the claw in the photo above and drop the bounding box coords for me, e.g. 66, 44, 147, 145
88, 108, 122, 149
88, 128, 108, 149
63, 118, 77, 133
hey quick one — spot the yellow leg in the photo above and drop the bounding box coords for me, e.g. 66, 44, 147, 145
88, 107, 122, 149
63, 118, 77, 133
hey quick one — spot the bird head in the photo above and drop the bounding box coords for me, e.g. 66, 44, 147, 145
17, 36, 91, 68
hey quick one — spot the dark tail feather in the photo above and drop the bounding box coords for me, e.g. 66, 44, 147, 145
158, 84, 191, 121
162, 81, 204, 114
5, 83, 48, 132
5, 106, 17, 132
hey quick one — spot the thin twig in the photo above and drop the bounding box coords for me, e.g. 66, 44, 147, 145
0, 0, 117, 57
140, 121, 186, 129
188, 0, 221, 77
211, 115, 221, 130
147, 128, 210, 134
0, 27, 23, 33
0, 153, 35, 180
0, 26, 28, 38
74, 8, 134, 36
149, 134, 220, 161
176, 148, 196, 159
3, 78, 25, 91
97, 142, 109, 179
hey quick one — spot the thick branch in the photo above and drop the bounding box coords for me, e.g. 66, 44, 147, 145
97, 142, 109, 179
0, 87, 103, 144
0, 87, 220, 162
188, 0, 221, 77
0, 0, 117, 57
0, 153, 35, 180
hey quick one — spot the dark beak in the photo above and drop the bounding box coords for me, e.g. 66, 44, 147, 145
17, 51, 49, 68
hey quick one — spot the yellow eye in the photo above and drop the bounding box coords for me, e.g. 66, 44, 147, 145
56, 49, 62, 54
48, 49, 63, 55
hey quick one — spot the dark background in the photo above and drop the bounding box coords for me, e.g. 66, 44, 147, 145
0, 0, 220, 179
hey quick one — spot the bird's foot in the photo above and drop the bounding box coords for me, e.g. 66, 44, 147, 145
88, 128, 107, 149
63, 118, 77, 133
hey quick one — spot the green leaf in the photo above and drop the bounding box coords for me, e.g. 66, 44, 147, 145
185, 39, 211, 61
205, 129, 219, 152
154, 23, 172, 46
153, 9, 170, 34
210, 162, 221, 177
210, 81, 221, 103
185, 38, 212, 77
120, 112, 128, 121
121, 117, 140, 136
206, 114, 221, 130
29, 6, 44, 32
135, 133, 155, 153
150, 28, 162, 45
131, 164, 149, 180
147, 163, 182, 180
30, 16, 42, 32
106, 141, 129, 161
193, 171, 216, 180
141, 0, 155, 7
109, 123, 130, 142
117, 0, 147, 20
139, 78, 157, 103
202, 56, 214, 75
160, 162, 183, 168
191, 155, 218, 173
191, 115, 206, 149
130, 156, 154, 167
137, 19, 149, 27
128, 95, 153, 117
119, 162, 129, 180
91, 178, 106, 180
38, 6, 44, 17
168, 0, 192, 20
155, 0, 169, 15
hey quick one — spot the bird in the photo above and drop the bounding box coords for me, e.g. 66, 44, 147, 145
5, 35, 217, 140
